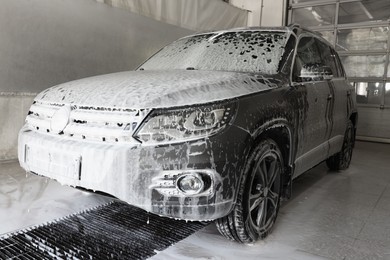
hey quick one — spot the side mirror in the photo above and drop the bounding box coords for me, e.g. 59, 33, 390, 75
299, 64, 333, 81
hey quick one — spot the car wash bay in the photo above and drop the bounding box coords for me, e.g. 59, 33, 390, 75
1, 141, 390, 259
1, 0, 390, 259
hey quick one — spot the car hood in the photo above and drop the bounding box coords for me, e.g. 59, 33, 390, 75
35, 70, 274, 109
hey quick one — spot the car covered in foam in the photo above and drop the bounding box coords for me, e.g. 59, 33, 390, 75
18, 25, 357, 243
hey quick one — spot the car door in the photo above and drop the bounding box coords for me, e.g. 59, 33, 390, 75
292, 36, 333, 177
318, 44, 349, 156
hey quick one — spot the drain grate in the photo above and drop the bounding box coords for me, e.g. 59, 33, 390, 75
0, 201, 206, 259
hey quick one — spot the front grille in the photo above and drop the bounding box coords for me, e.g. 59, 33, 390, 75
26, 100, 150, 143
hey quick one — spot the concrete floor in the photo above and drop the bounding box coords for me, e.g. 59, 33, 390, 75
1, 141, 390, 259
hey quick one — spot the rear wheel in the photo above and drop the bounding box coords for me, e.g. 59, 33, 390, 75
216, 139, 284, 243
326, 120, 355, 171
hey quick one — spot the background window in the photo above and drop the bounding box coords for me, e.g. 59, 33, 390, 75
385, 83, 390, 106
289, 0, 390, 139
387, 61, 390, 78
291, 4, 336, 27
338, 0, 390, 24
354, 82, 383, 105
336, 27, 388, 51
318, 31, 335, 45
340, 55, 386, 78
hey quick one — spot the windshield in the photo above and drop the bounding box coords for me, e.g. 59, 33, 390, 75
140, 31, 289, 74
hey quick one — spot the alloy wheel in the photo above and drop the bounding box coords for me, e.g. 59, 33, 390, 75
248, 152, 282, 233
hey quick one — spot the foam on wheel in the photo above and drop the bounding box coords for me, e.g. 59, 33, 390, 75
326, 120, 355, 171
216, 139, 284, 243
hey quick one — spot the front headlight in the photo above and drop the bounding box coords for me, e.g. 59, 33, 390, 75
133, 101, 237, 144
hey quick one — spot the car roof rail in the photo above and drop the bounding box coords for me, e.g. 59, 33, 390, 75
287, 23, 301, 29
287, 23, 323, 37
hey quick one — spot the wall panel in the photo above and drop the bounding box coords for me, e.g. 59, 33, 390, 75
0, 0, 192, 93
0, 0, 192, 160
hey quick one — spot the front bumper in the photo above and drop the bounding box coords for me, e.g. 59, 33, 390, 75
18, 127, 235, 221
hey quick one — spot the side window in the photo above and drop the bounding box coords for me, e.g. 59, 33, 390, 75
279, 34, 297, 74
332, 49, 345, 78
316, 39, 340, 77
293, 37, 323, 82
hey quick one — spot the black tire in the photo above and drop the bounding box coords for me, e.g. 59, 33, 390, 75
326, 120, 355, 171
216, 139, 284, 243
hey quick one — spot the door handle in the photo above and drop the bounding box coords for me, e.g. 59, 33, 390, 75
327, 94, 333, 100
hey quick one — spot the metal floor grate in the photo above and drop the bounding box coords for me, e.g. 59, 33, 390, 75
0, 201, 206, 259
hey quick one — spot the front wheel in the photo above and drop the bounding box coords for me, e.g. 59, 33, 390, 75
216, 139, 284, 243
326, 120, 355, 171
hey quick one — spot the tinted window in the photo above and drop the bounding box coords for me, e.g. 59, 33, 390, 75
293, 37, 322, 82
316, 39, 340, 77
293, 36, 340, 82
332, 49, 345, 77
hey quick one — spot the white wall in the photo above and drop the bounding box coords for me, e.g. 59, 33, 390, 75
0, 94, 35, 160
230, 0, 286, 27
0, 0, 192, 160
0, 0, 192, 93
96, 0, 248, 32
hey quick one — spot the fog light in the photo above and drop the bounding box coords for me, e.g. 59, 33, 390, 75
177, 173, 204, 195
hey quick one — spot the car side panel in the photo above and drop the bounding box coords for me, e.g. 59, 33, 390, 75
328, 78, 349, 156
293, 81, 332, 177
232, 84, 306, 171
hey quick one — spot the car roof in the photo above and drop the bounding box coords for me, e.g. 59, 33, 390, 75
184, 24, 320, 39
189, 26, 292, 37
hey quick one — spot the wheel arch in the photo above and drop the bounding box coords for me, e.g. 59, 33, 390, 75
349, 112, 358, 129
218, 121, 294, 242
349, 112, 358, 144
257, 122, 293, 200
237, 119, 294, 202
